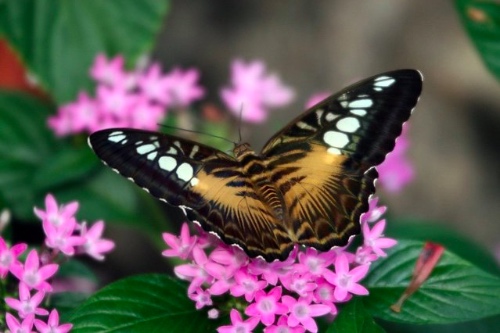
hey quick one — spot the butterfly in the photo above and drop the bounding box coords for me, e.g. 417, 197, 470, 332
89, 69, 422, 262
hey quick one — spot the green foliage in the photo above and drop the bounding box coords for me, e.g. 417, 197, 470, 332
387, 220, 500, 276
456, 0, 500, 81
0, 92, 57, 219
69, 274, 226, 333
363, 240, 500, 324
327, 298, 386, 333
0, 0, 170, 103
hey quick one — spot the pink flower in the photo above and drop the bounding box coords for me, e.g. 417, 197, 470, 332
230, 269, 267, 302
43, 218, 85, 256
34, 194, 78, 229
305, 92, 330, 109
48, 107, 74, 137
323, 253, 369, 301
137, 63, 173, 104
361, 197, 387, 224
264, 315, 306, 333
281, 273, 317, 298
248, 251, 296, 286
79, 221, 115, 261
10, 250, 59, 292
313, 280, 337, 315
209, 245, 249, 272
362, 220, 397, 257
67, 92, 99, 132
354, 246, 378, 265
96, 84, 138, 117
34, 309, 73, 333
128, 98, 165, 131
0, 238, 27, 278
245, 286, 288, 326
188, 288, 213, 310
296, 248, 335, 276
5, 283, 49, 318
221, 59, 294, 123
174, 246, 212, 290
377, 125, 414, 192
90, 53, 126, 86
282, 296, 331, 333
6, 313, 35, 333
164, 67, 205, 107
217, 309, 259, 333
162, 223, 198, 260
208, 308, 220, 319
206, 261, 236, 295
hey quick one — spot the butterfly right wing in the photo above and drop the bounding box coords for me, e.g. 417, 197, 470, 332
89, 128, 293, 261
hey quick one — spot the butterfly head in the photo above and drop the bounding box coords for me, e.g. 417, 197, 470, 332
233, 142, 254, 159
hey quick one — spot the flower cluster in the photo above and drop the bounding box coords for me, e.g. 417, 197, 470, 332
221, 59, 295, 123
1, 194, 115, 332
162, 197, 396, 332
48, 54, 205, 136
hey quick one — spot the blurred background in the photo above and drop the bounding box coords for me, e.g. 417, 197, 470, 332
2, 0, 500, 279
106, 1, 500, 277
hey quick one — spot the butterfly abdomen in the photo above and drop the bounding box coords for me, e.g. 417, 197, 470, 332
236, 148, 287, 221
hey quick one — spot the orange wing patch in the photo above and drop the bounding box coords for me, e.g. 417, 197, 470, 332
189, 167, 294, 260
271, 144, 371, 250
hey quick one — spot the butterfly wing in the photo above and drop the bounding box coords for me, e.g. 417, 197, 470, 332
261, 69, 422, 250
89, 129, 293, 261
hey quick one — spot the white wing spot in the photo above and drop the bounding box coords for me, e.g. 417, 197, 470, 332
340, 101, 349, 108
167, 147, 177, 155
337, 117, 360, 133
147, 151, 158, 161
323, 131, 349, 148
316, 109, 324, 119
158, 156, 177, 172
327, 147, 342, 155
374, 76, 395, 87
296, 121, 316, 131
189, 145, 199, 158
174, 141, 184, 154
136, 144, 156, 155
350, 109, 367, 116
325, 112, 337, 122
190, 177, 199, 186
176, 163, 194, 182
348, 99, 373, 108
108, 131, 125, 143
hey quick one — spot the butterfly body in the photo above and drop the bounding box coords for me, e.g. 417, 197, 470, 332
89, 69, 422, 262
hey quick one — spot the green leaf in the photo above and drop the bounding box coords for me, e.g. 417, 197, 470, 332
0, 91, 56, 219
379, 314, 500, 333
0, 0, 170, 102
455, 0, 500, 81
387, 219, 500, 276
327, 298, 386, 333
34, 146, 100, 191
363, 239, 500, 324
70, 274, 225, 332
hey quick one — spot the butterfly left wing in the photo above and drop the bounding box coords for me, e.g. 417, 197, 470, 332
261, 69, 422, 251
89, 129, 294, 261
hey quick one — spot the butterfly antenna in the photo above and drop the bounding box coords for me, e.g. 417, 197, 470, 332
238, 104, 244, 143
159, 124, 237, 145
